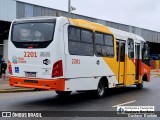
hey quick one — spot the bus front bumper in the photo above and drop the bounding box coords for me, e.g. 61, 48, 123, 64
9, 76, 65, 91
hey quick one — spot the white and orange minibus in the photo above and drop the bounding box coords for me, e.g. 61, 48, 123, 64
8, 17, 150, 98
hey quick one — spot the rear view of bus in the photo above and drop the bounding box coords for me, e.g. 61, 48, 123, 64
8, 16, 151, 98
8, 17, 68, 93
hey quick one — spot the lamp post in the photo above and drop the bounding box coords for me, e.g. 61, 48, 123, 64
68, 0, 71, 14
68, 0, 76, 15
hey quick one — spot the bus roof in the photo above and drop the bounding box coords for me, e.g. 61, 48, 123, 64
108, 27, 145, 42
12, 16, 146, 42
69, 18, 146, 42
14, 16, 57, 21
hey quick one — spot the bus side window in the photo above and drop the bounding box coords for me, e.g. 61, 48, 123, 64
142, 42, 150, 66
128, 39, 134, 59
81, 30, 93, 43
95, 32, 114, 57
68, 27, 80, 41
95, 33, 104, 56
104, 34, 114, 57
68, 26, 94, 56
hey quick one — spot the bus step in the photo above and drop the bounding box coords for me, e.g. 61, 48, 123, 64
134, 80, 139, 83
116, 84, 125, 88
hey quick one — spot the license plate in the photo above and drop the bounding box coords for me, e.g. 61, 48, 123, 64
25, 72, 36, 77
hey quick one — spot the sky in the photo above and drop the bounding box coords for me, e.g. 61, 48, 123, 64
18, 0, 160, 32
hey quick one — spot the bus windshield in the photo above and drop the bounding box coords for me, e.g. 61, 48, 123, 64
12, 21, 55, 48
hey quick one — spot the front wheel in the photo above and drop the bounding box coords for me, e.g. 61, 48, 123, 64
96, 81, 106, 98
136, 81, 143, 89
55, 91, 72, 96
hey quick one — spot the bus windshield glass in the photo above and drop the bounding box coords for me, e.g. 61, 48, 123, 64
12, 21, 55, 48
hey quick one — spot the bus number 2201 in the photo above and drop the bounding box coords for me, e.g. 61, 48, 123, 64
72, 59, 80, 64
24, 51, 37, 57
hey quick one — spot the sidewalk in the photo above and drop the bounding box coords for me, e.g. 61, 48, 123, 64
0, 78, 35, 93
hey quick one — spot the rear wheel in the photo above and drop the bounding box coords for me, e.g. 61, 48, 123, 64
55, 91, 72, 96
96, 81, 106, 98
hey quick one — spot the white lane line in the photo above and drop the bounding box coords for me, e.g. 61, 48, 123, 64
112, 100, 136, 107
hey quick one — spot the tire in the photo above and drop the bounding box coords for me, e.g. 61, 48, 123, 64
96, 81, 106, 98
55, 91, 72, 96
136, 81, 143, 89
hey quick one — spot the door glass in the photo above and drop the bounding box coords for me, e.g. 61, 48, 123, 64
116, 41, 119, 61
128, 39, 134, 59
116, 41, 125, 62
135, 44, 140, 80
120, 42, 125, 62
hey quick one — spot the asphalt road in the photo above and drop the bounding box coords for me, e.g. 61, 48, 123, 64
0, 77, 160, 120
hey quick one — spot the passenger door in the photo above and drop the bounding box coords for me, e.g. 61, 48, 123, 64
125, 39, 135, 85
116, 40, 125, 84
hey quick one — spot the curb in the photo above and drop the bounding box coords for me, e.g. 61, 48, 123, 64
0, 88, 35, 93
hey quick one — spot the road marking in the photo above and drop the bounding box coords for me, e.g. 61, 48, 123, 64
112, 100, 136, 107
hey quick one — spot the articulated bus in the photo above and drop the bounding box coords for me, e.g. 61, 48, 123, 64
8, 17, 150, 98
